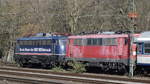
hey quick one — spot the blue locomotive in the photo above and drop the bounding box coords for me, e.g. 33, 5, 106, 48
14, 33, 67, 67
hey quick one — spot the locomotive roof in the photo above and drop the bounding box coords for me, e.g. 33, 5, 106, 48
69, 34, 139, 39
136, 31, 150, 42
136, 38, 150, 42
17, 35, 67, 41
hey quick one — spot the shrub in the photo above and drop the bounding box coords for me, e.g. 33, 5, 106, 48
52, 66, 66, 72
67, 60, 86, 73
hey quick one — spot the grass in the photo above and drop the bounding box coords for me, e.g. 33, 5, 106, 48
51, 60, 86, 73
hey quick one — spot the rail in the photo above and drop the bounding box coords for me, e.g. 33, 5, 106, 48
0, 66, 149, 84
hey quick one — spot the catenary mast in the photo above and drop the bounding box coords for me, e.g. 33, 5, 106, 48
128, 0, 137, 77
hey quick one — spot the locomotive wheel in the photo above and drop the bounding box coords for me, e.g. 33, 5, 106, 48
45, 62, 57, 69
17, 62, 24, 67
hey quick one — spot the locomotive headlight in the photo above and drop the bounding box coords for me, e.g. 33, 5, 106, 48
60, 45, 65, 54
61, 45, 64, 49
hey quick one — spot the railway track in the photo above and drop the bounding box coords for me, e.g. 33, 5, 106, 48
0, 66, 149, 84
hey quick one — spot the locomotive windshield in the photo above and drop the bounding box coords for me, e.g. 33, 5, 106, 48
59, 39, 67, 54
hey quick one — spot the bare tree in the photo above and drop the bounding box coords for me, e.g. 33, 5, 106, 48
1, 0, 150, 63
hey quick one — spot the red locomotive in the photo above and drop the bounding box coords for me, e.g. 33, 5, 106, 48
66, 33, 139, 72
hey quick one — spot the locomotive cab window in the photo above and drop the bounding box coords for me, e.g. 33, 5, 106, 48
137, 43, 143, 54
53, 39, 59, 45
125, 38, 129, 45
144, 43, 150, 54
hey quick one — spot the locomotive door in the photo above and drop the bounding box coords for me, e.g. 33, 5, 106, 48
76, 38, 85, 58
68, 39, 74, 58
117, 38, 124, 58
69, 38, 84, 58
52, 39, 57, 57
78, 39, 85, 58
